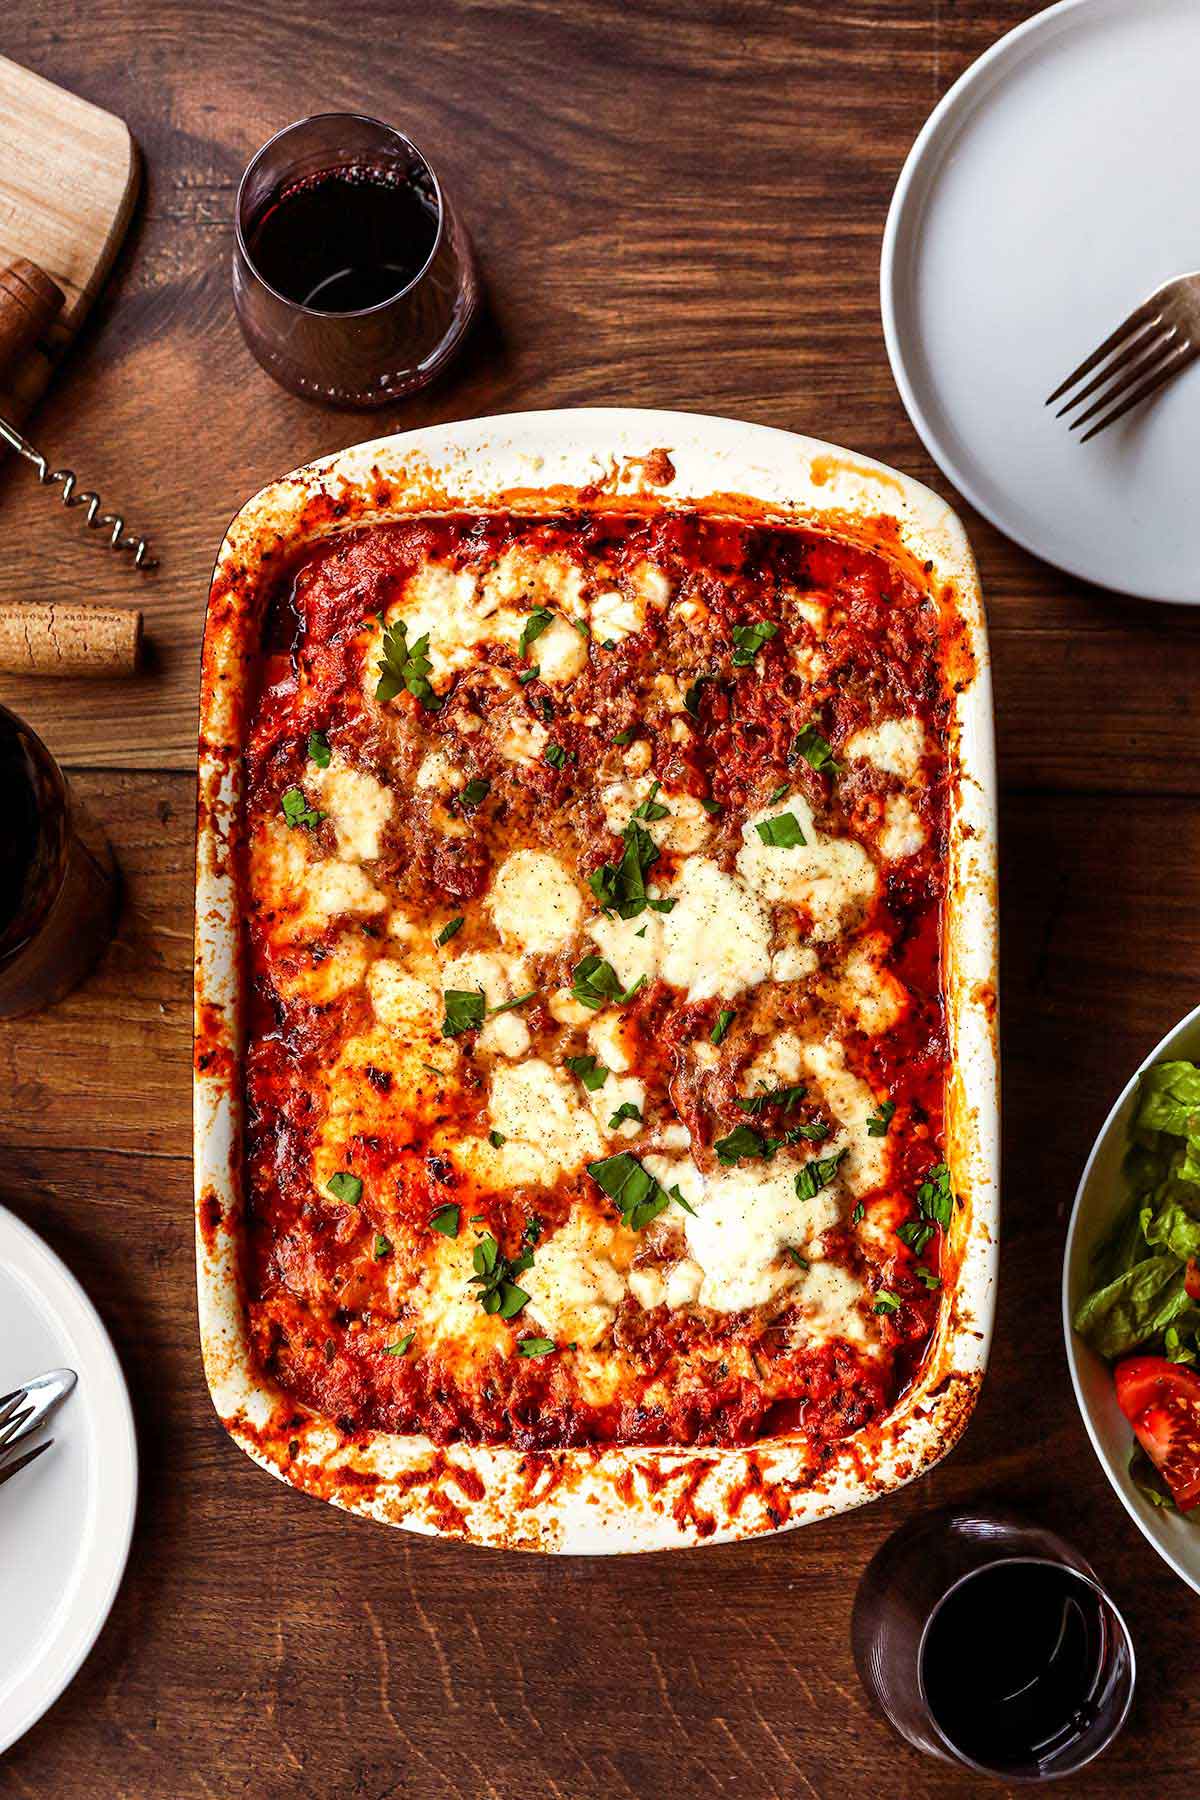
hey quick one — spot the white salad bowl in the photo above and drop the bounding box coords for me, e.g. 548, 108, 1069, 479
1063, 1000, 1200, 1595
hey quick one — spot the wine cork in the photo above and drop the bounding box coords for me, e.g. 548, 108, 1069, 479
0, 259, 66, 377
0, 602, 142, 676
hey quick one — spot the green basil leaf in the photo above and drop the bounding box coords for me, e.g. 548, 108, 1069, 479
281, 787, 325, 830
384, 1331, 416, 1356
442, 989, 486, 1037
731, 619, 779, 667
791, 725, 839, 773
326, 1170, 363, 1206
710, 1009, 734, 1045
794, 1148, 848, 1200
429, 1203, 461, 1238
517, 1337, 556, 1357
436, 916, 465, 947
306, 730, 331, 767
459, 777, 491, 808
755, 811, 807, 849
866, 1099, 896, 1137
566, 1054, 610, 1092
519, 607, 555, 659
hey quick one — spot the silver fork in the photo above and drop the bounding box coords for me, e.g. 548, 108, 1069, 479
0, 1369, 77, 1489
1047, 273, 1200, 442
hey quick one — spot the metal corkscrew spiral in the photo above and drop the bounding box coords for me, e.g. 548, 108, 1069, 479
0, 416, 157, 569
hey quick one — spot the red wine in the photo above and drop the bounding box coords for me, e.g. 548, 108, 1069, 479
0, 704, 116, 1017
245, 163, 439, 313
921, 1562, 1112, 1775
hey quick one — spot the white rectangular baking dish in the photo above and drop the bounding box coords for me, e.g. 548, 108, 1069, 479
194, 407, 999, 1552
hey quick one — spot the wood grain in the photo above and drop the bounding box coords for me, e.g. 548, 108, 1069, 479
1, 3, 1198, 1796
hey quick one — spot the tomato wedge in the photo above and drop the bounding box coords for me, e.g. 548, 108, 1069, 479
1114, 1355, 1200, 1511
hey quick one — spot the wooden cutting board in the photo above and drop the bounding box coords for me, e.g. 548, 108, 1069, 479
0, 55, 137, 421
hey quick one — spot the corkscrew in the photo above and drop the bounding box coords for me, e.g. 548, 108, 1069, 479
0, 258, 156, 572
0, 415, 156, 568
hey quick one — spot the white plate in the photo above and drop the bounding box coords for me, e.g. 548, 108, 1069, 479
881, 0, 1200, 604
0, 1204, 137, 1752
1063, 1002, 1200, 1596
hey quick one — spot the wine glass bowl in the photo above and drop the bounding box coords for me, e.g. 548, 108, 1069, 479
232, 113, 479, 408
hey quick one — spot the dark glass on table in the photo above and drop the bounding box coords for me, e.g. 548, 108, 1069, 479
232, 112, 479, 407
0, 703, 116, 1018
851, 1505, 1135, 1782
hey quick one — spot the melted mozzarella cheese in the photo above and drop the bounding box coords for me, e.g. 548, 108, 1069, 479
414, 749, 464, 794
367, 959, 441, 1030
800, 1038, 889, 1198
483, 545, 586, 614
790, 1259, 874, 1350
588, 1011, 633, 1073
589, 909, 664, 991
252, 819, 387, 939
845, 716, 927, 781
591, 588, 644, 643
478, 1010, 531, 1058
520, 1212, 627, 1348
488, 1058, 604, 1178
307, 757, 393, 863
828, 935, 906, 1036
441, 948, 531, 1007
660, 858, 772, 1001
644, 1153, 843, 1315
535, 616, 588, 684
736, 797, 877, 942
274, 931, 374, 1003
392, 562, 522, 685
599, 775, 713, 854
587, 1071, 645, 1139
497, 714, 550, 766
488, 850, 585, 954
878, 792, 926, 861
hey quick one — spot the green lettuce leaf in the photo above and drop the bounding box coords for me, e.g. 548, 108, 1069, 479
1135, 1061, 1200, 1140
1073, 1255, 1191, 1359
1140, 1181, 1200, 1263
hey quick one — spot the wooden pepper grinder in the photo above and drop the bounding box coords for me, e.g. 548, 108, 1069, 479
0, 255, 146, 677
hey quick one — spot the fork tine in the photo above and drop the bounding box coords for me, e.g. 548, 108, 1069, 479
1046, 297, 1164, 405
0, 1439, 52, 1488
0, 1388, 28, 1431
1078, 341, 1199, 442
1056, 323, 1177, 416
0, 1405, 34, 1450
1070, 334, 1192, 432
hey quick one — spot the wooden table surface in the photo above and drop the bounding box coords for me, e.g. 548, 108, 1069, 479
3, 2, 1199, 1794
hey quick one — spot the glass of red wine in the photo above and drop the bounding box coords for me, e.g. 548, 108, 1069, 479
233, 113, 479, 407
851, 1506, 1135, 1782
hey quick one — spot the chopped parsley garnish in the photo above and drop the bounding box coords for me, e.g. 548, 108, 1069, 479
714, 1123, 770, 1165
852, 1200, 865, 1224
766, 782, 789, 806
873, 1289, 902, 1315
700, 797, 723, 816
429, 1203, 461, 1238
566, 1053, 609, 1092
711, 1009, 735, 1045
588, 817, 666, 919
786, 1247, 810, 1270
538, 695, 555, 723
489, 989, 537, 1016
326, 1170, 362, 1206
915, 1265, 941, 1290
571, 617, 590, 637
488, 1129, 506, 1149
517, 1337, 556, 1357
373, 1233, 392, 1261
468, 1233, 533, 1318
587, 1152, 690, 1231
518, 607, 554, 659
384, 1331, 415, 1357
459, 777, 491, 808
631, 779, 669, 822
442, 989, 486, 1037
518, 665, 540, 685
570, 955, 642, 1011
281, 787, 324, 830
608, 1100, 643, 1129
375, 618, 441, 710
523, 1215, 543, 1246
545, 743, 571, 769
791, 725, 839, 774
731, 619, 779, 666
897, 1161, 953, 1256
436, 916, 465, 947
866, 1099, 896, 1137
613, 728, 636, 746
794, 1148, 848, 1199
736, 1082, 806, 1117
306, 730, 331, 767
792, 1120, 829, 1141
755, 811, 807, 849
